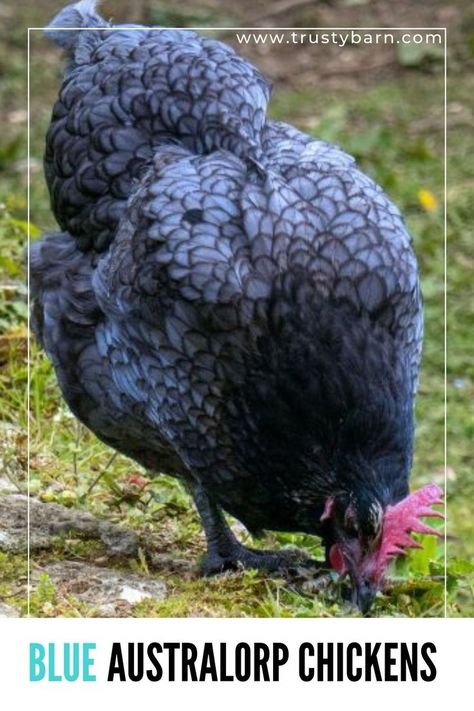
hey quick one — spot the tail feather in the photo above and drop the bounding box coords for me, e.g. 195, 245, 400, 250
45, 0, 105, 50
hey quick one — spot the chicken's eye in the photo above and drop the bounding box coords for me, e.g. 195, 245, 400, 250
343, 503, 358, 536
344, 519, 359, 539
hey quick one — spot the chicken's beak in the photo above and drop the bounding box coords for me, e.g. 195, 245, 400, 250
351, 578, 377, 615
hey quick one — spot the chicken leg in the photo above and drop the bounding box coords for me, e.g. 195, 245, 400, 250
190, 482, 321, 576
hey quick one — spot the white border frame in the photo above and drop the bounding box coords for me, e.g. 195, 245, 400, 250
26, 25, 448, 618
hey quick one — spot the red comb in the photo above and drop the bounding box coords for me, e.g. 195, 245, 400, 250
376, 483, 444, 573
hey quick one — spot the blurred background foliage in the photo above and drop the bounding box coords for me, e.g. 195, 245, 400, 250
0, 0, 473, 617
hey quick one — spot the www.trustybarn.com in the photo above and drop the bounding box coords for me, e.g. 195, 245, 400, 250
235, 31, 444, 47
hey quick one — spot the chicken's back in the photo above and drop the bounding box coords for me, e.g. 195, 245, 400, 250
44, 0, 270, 251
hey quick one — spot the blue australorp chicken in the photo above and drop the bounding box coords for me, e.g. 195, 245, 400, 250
31, 0, 443, 613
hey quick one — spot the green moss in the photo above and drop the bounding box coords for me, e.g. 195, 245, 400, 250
0, 552, 28, 616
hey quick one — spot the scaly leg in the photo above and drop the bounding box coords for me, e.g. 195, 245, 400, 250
189, 482, 322, 576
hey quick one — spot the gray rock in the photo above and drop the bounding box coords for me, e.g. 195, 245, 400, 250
0, 493, 167, 616
0, 601, 20, 618
40, 561, 166, 610
0, 493, 139, 555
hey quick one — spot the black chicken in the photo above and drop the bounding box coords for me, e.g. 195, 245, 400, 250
31, 0, 443, 614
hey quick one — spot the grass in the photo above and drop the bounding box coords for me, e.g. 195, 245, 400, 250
0, 13, 473, 617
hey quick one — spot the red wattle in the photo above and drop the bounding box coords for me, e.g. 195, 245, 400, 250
329, 544, 347, 574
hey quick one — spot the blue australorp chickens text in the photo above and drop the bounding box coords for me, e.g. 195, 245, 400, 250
29, 641, 437, 682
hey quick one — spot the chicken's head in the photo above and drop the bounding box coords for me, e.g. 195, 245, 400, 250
321, 483, 444, 613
